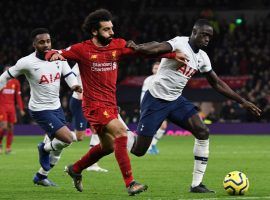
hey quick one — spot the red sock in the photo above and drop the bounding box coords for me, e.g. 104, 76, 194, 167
6, 131, 13, 149
114, 136, 134, 187
73, 144, 109, 173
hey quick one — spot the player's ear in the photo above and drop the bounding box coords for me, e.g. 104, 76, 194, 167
192, 28, 197, 35
92, 29, 98, 36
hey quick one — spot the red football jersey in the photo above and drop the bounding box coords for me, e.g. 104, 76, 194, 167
58, 38, 134, 109
0, 79, 24, 110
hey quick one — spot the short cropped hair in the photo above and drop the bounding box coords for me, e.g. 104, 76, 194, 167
31, 28, 49, 40
82, 9, 112, 36
194, 19, 211, 27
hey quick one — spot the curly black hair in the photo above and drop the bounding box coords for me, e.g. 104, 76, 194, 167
30, 28, 49, 41
82, 9, 112, 36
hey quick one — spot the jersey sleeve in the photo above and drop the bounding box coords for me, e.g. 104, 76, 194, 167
9, 58, 27, 77
167, 37, 180, 51
72, 63, 80, 76
15, 80, 24, 110
61, 61, 79, 88
199, 51, 212, 73
117, 39, 136, 57
0, 59, 26, 89
58, 43, 82, 62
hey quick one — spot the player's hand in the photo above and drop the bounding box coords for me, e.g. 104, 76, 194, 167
71, 85, 82, 93
241, 100, 262, 116
50, 53, 66, 61
20, 110, 26, 116
175, 51, 189, 66
126, 40, 138, 49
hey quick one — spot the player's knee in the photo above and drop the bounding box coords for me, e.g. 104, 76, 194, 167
131, 146, 148, 157
65, 137, 73, 144
195, 125, 209, 140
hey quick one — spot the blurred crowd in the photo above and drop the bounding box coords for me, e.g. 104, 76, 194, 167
0, 0, 269, 123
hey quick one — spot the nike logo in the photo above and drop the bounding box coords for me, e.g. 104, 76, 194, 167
34, 68, 40, 71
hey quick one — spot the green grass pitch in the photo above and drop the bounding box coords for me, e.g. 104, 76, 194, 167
0, 135, 270, 200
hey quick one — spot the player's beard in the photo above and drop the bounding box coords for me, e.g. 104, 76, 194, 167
97, 34, 113, 46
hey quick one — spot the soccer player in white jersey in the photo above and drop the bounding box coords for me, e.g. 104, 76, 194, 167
69, 64, 108, 172
140, 61, 167, 154
0, 28, 82, 186
127, 19, 261, 193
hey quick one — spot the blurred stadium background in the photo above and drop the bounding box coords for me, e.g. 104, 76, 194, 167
1, 1, 270, 199
1, 0, 269, 135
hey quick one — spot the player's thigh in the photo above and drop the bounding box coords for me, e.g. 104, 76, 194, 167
137, 92, 170, 137
105, 118, 127, 138
29, 108, 67, 139
167, 96, 198, 127
181, 114, 209, 140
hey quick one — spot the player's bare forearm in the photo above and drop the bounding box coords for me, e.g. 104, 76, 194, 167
206, 71, 246, 103
127, 41, 172, 55
205, 71, 261, 116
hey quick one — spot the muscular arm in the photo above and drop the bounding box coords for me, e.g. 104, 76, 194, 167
127, 41, 173, 55
204, 70, 261, 116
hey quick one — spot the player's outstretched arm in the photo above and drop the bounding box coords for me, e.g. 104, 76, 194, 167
204, 70, 262, 116
126, 41, 172, 55
126, 41, 188, 65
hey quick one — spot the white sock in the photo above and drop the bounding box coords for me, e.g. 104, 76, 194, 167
38, 167, 49, 176
127, 130, 135, 151
191, 139, 209, 187
50, 150, 62, 166
90, 134, 100, 147
70, 131, 77, 142
118, 114, 134, 151
44, 138, 70, 152
43, 134, 51, 144
151, 128, 165, 146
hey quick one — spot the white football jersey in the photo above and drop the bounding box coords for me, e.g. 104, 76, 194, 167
71, 64, 83, 100
3, 52, 77, 111
140, 74, 155, 103
149, 36, 212, 101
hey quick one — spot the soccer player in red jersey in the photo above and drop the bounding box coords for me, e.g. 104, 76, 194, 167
0, 66, 25, 154
46, 9, 188, 195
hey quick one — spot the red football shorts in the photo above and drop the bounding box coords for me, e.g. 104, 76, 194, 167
0, 105, 16, 123
83, 106, 118, 134
0, 108, 6, 122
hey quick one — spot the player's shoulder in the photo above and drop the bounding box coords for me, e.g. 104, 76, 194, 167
16, 52, 36, 66
169, 36, 188, 43
198, 49, 209, 58
110, 38, 127, 48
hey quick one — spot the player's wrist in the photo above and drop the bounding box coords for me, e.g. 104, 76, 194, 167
45, 50, 59, 61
